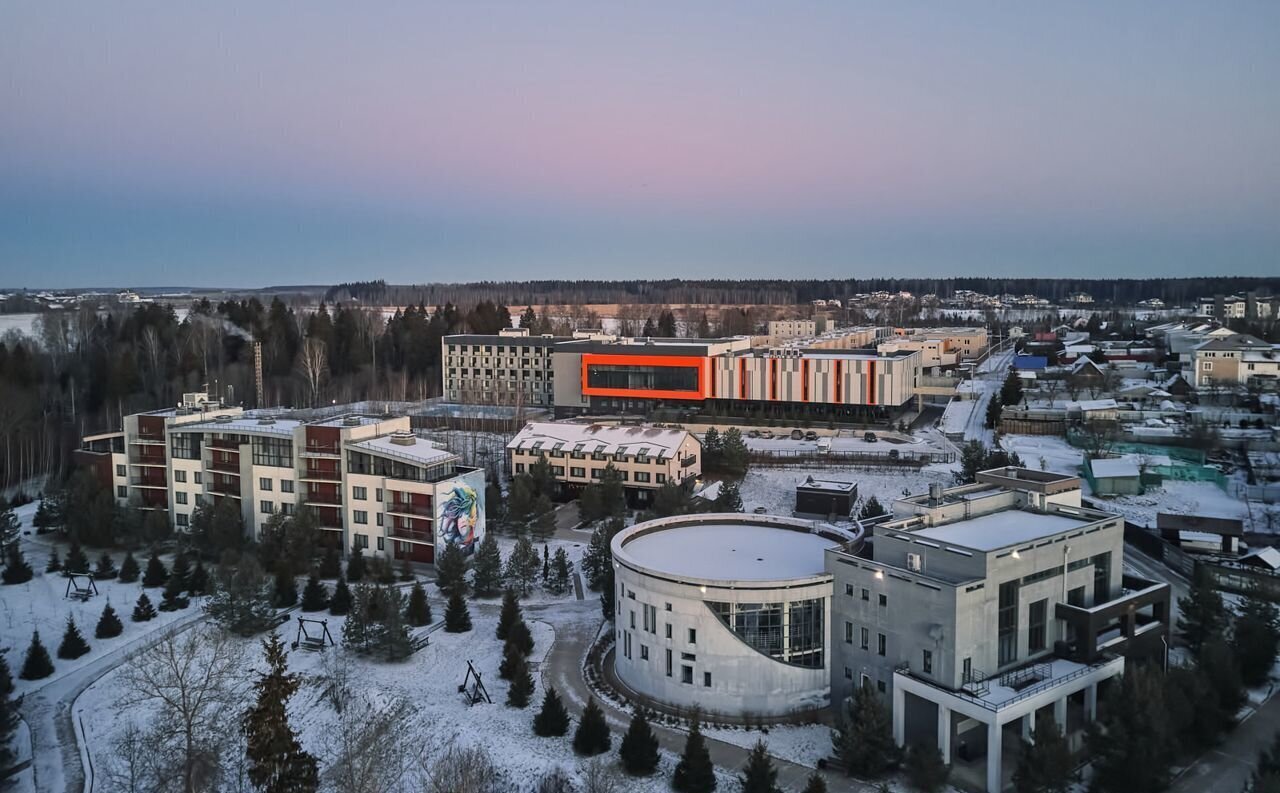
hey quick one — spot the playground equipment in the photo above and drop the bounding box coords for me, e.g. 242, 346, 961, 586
291, 617, 335, 651
64, 573, 99, 602
459, 659, 492, 705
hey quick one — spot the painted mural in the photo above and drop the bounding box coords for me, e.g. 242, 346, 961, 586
435, 468, 486, 556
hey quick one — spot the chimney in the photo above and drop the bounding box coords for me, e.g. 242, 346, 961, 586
928, 483, 943, 504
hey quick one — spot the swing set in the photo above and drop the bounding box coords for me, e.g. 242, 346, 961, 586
458, 659, 492, 705
290, 617, 335, 651
64, 572, 99, 602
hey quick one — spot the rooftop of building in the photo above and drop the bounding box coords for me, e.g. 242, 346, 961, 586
346, 433, 456, 466
508, 421, 693, 458
174, 415, 301, 436
308, 414, 390, 428
1195, 333, 1271, 352
906, 508, 1095, 552
797, 477, 856, 493
614, 514, 853, 583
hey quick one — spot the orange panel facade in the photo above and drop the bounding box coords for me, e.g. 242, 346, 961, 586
580, 354, 709, 401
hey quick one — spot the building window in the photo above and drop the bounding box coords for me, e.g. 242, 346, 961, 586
861, 627, 869, 650
260, 500, 273, 514
656, 473, 666, 484
640, 645, 649, 661
375, 488, 382, 501
281, 479, 294, 493
688, 628, 696, 645
353, 486, 367, 500
634, 471, 651, 483
877, 633, 886, 656
922, 649, 933, 675
666, 649, 673, 677
176, 513, 189, 527
1028, 599, 1048, 652
845, 583, 854, 596
174, 470, 186, 483
116, 464, 127, 477
681, 665, 693, 684
354, 510, 368, 525
194, 472, 202, 485
259, 477, 273, 491
117, 485, 128, 498
624, 632, 632, 660
877, 680, 886, 693
1068, 586, 1086, 607
591, 468, 603, 479
251, 436, 293, 467
998, 580, 1019, 666
176, 492, 188, 505
516, 463, 525, 474
1092, 552, 1112, 602
878, 593, 887, 607
354, 534, 369, 550
571, 467, 586, 478
861, 588, 870, 601
845, 621, 854, 644
844, 666, 852, 680
703, 671, 712, 687
665, 624, 672, 639
963, 657, 972, 680
630, 611, 636, 629
376, 512, 384, 526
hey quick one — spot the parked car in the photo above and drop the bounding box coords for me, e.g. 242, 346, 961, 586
888, 448, 900, 460
747, 430, 761, 438
790, 429, 804, 440
863, 431, 878, 442
753, 506, 767, 514
804, 430, 818, 441
760, 430, 775, 439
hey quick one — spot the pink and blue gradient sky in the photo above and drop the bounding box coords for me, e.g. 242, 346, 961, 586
1, 2, 1277, 287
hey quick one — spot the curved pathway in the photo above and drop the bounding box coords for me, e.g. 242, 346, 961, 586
529, 598, 881, 793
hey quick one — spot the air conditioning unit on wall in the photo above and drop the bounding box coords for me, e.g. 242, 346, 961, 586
907, 553, 922, 572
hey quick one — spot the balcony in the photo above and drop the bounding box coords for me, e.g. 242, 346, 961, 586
894, 654, 1124, 715
129, 455, 168, 468
207, 439, 242, 451
130, 435, 167, 446
209, 459, 241, 474
208, 483, 242, 498
304, 492, 342, 507
300, 468, 342, 482
1054, 575, 1170, 663
388, 526, 434, 544
386, 501, 433, 518
130, 476, 168, 490
300, 444, 340, 458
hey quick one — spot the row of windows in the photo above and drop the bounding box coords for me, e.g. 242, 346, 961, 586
447, 344, 551, 355
450, 368, 552, 379
621, 630, 711, 688
513, 447, 669, 466
841, 622, 887, 656
842, 583, 888, 607
513, 462, 666, 484
352, 533, 387, 551
257, 477, 295, 493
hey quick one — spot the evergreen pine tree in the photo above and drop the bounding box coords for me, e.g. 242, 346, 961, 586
19, 630, 54, 680
318, 547, 341, 579
715, 480, 743, 512
506, 652, 534, 708
435, 540, 468, 596
542, 543, 550, 583
398, 556, 414, 582
533, 686, 570, 736
273, 568, 298, 608
169, 552, 192, 589
504, 535, 541, 597
1013, 712, 1075, 793
800, 771, 827, 793
444, 588, 472, 632
346, 545, 366, 582
159, 568, 191, 611
499, 637, 525, 680
0, 655, 17, 771
187, 559, 210, 596
204, 558, 277, 636
903, 742, 949, 793
1001, 368, 1025, 408
141, 552, 168, 587
672, 715, 716, 792
547, 547, 571, 595
471, 532, 503, 597
328, 575, 352, 615
1, 545, 33, 585
619, 708, 660, 776
509, 619, 535, 656
832, 686, 899, 777
242, 633, 320, 793
1199, 638, 1246, 732
719, 427, 750, 476
858, 496, 887, 520
57, 616, 91, 660
132, 592, 157, 622
93, 551, 118, 580
95, 602, 124, 639
573, 697, 611, 756
581, 519, 621, 591
1177, 569, 1228, 655
65, 541, 89, 574
300, 574, 329, 612
117, 551, 140, 583
372, 586, 414, 661
405, 580, 432, 626
45, 548, 62, 573
601, 562, 616, 622
1235, 589, 1280, 687
740, 739, 780, 793
496, 587, 522, 641
1086, 665, 1174, 793
985, 394, 1003, 429
341, 585, 372, 652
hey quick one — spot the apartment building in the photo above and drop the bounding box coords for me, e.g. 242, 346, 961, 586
826, 468, 1168, 793
766, 318, 826, 340
878, 327, 989, 369
442, 327, 565, 407
77, 398, 485, 564
506, 421, 700, 503
1192, 333, 1280, 390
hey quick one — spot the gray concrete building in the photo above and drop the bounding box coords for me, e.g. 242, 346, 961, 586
826, 468, 1169, 793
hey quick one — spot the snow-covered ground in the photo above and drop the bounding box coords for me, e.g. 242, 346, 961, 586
738, 464, 958, 517
701, 722, 832, 768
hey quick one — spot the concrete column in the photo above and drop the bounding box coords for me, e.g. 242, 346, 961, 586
1053, 697, 1068, 731
1084, 683, 1098, 722
986, 720, 1003, 793
1021, 712, 1034, 745
937, 705, 951, 764
893, 685, 906, 746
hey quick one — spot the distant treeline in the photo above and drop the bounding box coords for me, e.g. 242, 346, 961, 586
325, 277, 1280, 308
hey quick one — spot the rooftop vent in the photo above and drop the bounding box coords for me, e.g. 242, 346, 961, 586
928, 482, 943, 504
342, 416, 362, 427
257, 418, 275, 425
389, 430, 416, 446
215, 415, 233, 424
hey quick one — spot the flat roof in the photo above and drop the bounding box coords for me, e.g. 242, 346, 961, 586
177, 416, 300, 436
909, 509, 1093, 552
623, 522, 837, 582
798, 479, 856, 493
347, 435, 455, 466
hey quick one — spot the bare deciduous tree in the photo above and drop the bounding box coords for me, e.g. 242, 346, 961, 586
580, 757, 622, 793
321, 654, 419, 793
296, 338, 329, 407
101, 723, 163, 793
418, 744, 501, 793
123, 627, 247, 793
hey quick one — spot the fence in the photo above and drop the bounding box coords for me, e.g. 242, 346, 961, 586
1239, 483, 1280, 505
746, 448, 954, 468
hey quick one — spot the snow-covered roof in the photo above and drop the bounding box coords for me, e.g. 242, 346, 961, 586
507, 422, 693, 459
797, 478, 856, 493
1179, 531, 1220, 545
1066, 399, 1119, 412
909, 509, 1093, 552
1090, 458, 1140, 479
177, 416, 301, 436
619, 521, 837, 581
346, 434, 455, 466
1241, 547, 1280, 570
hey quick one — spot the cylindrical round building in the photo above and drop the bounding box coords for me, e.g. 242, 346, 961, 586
610, 513, 861, 719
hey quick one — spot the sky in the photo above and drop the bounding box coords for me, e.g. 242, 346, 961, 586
1, 2, 1278, 288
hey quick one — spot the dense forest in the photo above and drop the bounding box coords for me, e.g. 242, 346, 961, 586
325, 277, 1280, 308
